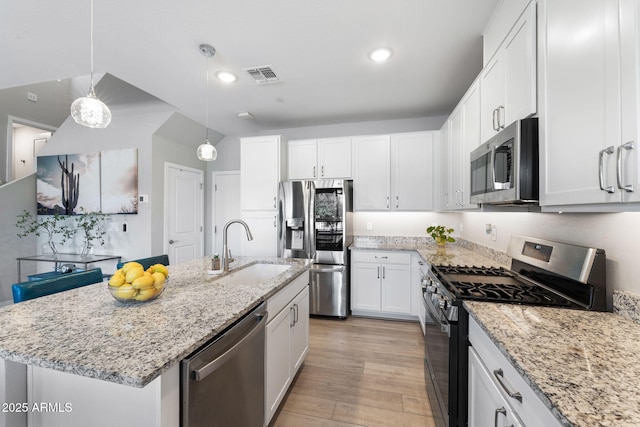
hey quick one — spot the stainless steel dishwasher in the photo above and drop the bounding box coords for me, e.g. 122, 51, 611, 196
181, 302, 267, 427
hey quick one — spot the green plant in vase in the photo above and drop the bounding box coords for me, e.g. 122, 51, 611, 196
75, 210, 107, 257
426, 225, 455, 255
15, 210, 75, 255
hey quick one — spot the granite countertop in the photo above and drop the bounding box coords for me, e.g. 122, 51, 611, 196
350, 236, 511, 268
0, 256, 312, 388
465, 301, 640, 427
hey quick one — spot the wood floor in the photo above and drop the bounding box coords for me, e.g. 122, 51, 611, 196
270, 316, 436, 427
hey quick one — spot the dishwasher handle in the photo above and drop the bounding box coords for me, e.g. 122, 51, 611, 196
192, 312, 267, 382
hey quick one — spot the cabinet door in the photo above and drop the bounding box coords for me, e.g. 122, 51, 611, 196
449, 107, 464, 209
290, 287, 309, 373
480, 53, 505, 143
461, 81, 481, 208
241, 136, 281, 210
391, 132, 434, 211
240, 211, 277, 257
265, 305, 292, 424
288, 139, 317, 180
468, 348, 524, 427
353, 135, 391, 210
380, 264, 412, 314
503, 2, 537, 126
440, 118, 451, 210
351, 263, 382, 311
620, 0, 640, 202
318, 137, 352, 178
540, 0, 620, 207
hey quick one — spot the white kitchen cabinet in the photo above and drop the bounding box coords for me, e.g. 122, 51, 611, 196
287, 138, 352, 180
539, 0, 640, 210
469, 316, 562, 427
353, 132, 435, 211
265, 274, 309, 425
480, 1, 536, 143
439, 117, 451, 210
351, 250, 413, 319
240, 211, 277, 257
441, 80, 481, 211
240, 135, 284, 211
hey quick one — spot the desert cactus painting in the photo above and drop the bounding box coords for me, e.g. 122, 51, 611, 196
58, 155, 80, 215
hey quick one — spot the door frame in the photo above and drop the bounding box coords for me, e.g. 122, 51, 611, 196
163, 162, 205, 259
6, 115, 57, 183
212, 170, 240, 255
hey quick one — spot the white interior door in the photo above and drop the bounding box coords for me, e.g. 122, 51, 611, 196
165, 163, 203, 264
213, 171, 241, 256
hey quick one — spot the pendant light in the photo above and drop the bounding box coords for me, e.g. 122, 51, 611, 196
196, 44, 218, 161
70, 0, 111, 128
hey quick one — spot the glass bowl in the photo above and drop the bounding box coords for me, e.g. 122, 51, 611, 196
108, 278, 168, 303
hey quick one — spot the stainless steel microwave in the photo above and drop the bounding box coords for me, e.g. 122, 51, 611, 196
470, 118, 538, 205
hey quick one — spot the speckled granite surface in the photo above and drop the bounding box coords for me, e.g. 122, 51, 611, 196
465, 301, 640, 427
613, 290, 640, 325
350, 236, 511, 268
0, 256, 311, 388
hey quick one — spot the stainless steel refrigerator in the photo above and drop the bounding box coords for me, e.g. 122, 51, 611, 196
277, 180, 353, 318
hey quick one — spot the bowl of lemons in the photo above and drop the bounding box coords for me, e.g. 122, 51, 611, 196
108, 262, 169, 303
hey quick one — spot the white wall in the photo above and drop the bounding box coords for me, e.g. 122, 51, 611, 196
460, 211, 640, 294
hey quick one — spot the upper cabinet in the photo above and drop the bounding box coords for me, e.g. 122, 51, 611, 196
287, 137, 352, 180
480, 1, 537, 143
240, 135, 285, 211
353, 132, 436, 211
539, 0, 640, 210
445, 79, 481, 211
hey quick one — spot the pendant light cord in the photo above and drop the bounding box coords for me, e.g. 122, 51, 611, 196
89, 0, 95, 92
205, 54, 210, 143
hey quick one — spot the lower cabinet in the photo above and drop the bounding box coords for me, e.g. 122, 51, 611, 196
351, 250, 414, 320
264, 274, 309, 425
468, 316, 562, 427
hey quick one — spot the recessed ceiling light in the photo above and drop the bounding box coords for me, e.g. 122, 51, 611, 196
216, 71, 237, 83
369, 47, 393, 63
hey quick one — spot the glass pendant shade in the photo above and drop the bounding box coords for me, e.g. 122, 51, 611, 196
197, 139, 217, 161
70, 88, 112, 128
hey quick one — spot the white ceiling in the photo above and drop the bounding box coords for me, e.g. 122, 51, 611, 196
0, 0, 498, 138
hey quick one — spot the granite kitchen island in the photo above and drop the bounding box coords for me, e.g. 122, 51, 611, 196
0, 256, 312, 427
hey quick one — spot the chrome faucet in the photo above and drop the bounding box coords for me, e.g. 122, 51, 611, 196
222, 219, 253, 272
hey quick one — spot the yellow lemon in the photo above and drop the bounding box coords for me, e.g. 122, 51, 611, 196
144, 271, 152, 277
122, 262, 144, 274
134, 287, 158, 301
125, 268, 144, 284
151, 272, 166, 285
150, 264, 169, 278
109, 272, 126, 287
132, 275, 154, 290
113, 284, 136, 300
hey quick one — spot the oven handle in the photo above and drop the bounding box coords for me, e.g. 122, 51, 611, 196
422, 292, 450, 335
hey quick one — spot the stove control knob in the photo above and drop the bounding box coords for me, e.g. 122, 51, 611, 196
427, 284, 438, 294
438, 297, 448, 311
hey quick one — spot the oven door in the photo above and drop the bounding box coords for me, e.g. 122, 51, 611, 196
423, 293, 455, 427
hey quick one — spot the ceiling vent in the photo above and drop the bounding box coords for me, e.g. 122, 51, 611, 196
243, 65, 280, 84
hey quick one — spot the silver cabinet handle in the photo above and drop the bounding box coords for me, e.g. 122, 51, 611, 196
290, 306, 295, 327
169, 239, 179, 244
498, 105, 505, 129
313, 166, 316, 178
396, 195, 399, 208
494, 407, 507, 427
273, 196, 277, 208
382, 266, 385, 279
294, 303, 299, 323
321, 165, 324, 177
492, 108, 498, 131
599, 146, 616, 193
273, 215, 277, 228
386, 196, 390, 209
193, 314, 267, 381
617, 141, 635, 192
377, 266, 380, 279
493, 369, 523, 402
374, 255, 388, 259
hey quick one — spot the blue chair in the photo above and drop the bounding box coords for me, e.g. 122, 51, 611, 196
12, 268, 104, 303
116, 254, 169, 270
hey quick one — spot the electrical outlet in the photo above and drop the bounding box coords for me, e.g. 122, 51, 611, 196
491, 225, 497, 241
485, 224, 492, 235
138, 194, 149, 203
366, 221, 373, 231
27, 92, 37, 102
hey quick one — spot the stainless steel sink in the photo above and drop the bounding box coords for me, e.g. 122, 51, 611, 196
215, 263, 290, 286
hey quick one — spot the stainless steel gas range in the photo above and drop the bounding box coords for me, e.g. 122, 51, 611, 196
422, 235, 609, 427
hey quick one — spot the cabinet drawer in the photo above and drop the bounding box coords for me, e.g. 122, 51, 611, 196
469, 316, 562, 427
351, 250, 411, 265
266, 272, 309, 322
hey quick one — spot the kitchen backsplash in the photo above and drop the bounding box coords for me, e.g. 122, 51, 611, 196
613, 291, 640, 325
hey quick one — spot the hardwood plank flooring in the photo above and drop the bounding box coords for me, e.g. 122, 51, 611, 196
270, 316, 436, 427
